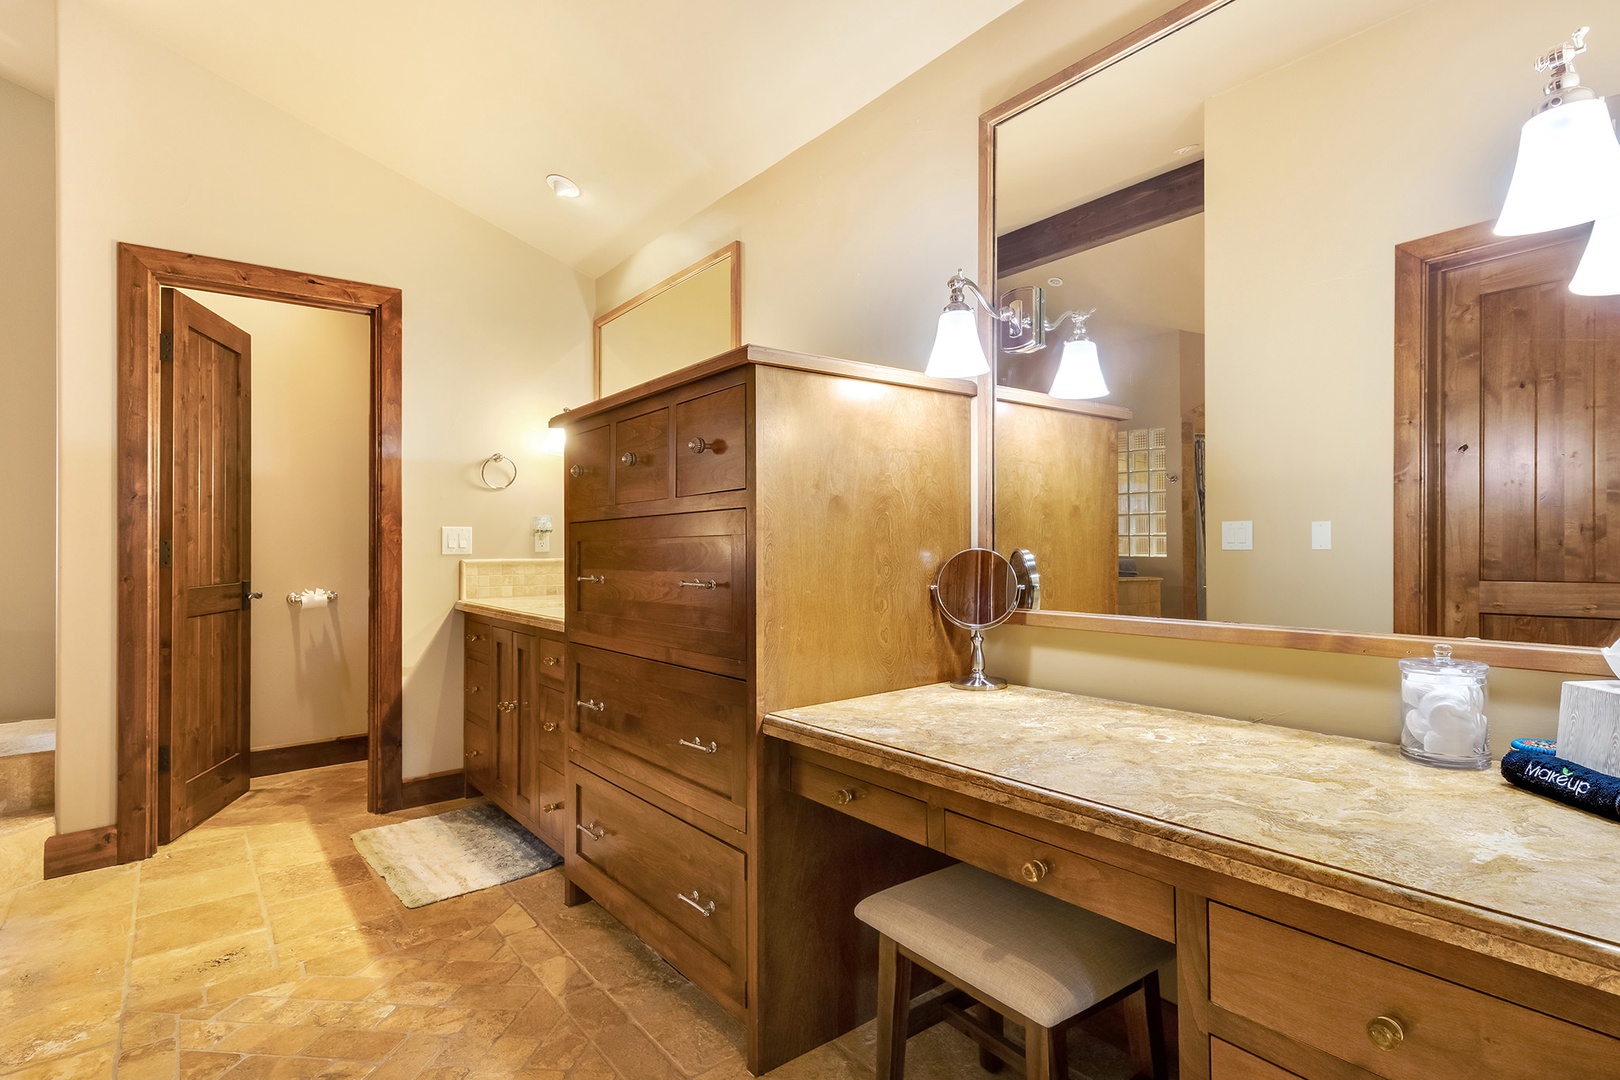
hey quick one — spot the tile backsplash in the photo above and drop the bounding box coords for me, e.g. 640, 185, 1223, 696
459, 558, 564, 600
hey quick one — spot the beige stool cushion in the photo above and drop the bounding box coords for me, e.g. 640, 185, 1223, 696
855, 862, 1174, 1029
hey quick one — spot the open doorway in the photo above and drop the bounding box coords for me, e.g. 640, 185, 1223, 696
114, 244, 404, 864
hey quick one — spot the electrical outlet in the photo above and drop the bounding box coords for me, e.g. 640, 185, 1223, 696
533, 515, 554, 554
1311, 521, 1332, 550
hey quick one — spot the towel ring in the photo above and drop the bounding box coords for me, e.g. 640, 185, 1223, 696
479, 453, 518, 491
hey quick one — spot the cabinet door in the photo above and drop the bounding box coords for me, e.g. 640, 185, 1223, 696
509, 631, 544, 825
537, 682, 565, 771
491, 626, 519, 805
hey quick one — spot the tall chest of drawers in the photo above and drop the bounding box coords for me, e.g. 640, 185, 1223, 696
556, 345, 973, 1072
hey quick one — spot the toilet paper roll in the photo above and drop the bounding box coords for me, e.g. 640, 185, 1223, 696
300, 589, 328, 609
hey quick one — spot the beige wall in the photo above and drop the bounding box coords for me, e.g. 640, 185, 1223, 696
56, 5, 592, 832
599, 0, 1580, 745
0, 76, 55, 723
180, 292, 371, 752
1203, 0, 1620, 632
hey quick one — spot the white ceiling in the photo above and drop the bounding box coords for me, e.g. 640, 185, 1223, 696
33, 0, 1024, 276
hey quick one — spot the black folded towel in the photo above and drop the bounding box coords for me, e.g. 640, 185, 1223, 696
1500, 751, 1620, 822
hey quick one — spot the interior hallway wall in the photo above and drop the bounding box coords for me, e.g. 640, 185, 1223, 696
595, 0, 1575, 743
181, 291, 370, 753
56, 5, 592, 833
0, 76, 55, 723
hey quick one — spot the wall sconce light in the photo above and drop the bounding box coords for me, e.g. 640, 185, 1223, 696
926, 271, 1107, 397
1572, 214, 1620, 294
1496, 27, 1620, 236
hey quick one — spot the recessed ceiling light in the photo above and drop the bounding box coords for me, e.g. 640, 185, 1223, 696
546, 174, 581, 198
1046, 277, 1064, 287
1174, 143, 1202, 158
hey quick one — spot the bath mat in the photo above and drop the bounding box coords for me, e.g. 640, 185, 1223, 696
352, 802, 561, 908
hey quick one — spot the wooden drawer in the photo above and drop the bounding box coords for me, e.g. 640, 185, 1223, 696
463, 616, 494, 662
1210, 1040, 1301, 1080
564, 423, 612, 510
789, 757, 928, 846
534, 635, 565, 688
567, 509, 749, 677
569, 767, 746, 1011
537, 684, 565, 770
463, 721, 492, 792
533, 761, 566, 851
464, 656, 494, 724
614, 406, 672, 504
674, 383, 747, 497
571, 644, 749, 831
1207, 904, 1620, 1080
942, 811, 1174, 943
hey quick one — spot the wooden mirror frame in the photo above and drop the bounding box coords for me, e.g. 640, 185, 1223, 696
592, 240, 742, 399
977, 0, 1609, 677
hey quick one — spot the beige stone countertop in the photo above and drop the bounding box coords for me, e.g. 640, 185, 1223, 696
454, 597, 564, 634
765, 683, 1620, 994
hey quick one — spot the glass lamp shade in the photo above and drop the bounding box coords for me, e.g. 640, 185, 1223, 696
1048, 337, 1108, 399
541, 426, 566, 455
926, 306, 990, 378
1496, 98, 1620, 235
1572, 215, 1620, 295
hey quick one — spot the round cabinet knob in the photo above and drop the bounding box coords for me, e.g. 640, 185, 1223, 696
1366, 1015, 1405, 1051
466, 749, 481, 758
466, 685, 480, 694
834, 788, 860, 805
466, 633, 482, 642
620, 451, 639, 467
1020, 859, 1050, 883
542, 722, 558, 733
541, 801, 563, 813
541, 655, 559, 667
569, 464, 586, 478
687, 437, 710, 454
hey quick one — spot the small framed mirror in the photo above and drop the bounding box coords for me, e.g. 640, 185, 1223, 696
932, 548, 1022, 691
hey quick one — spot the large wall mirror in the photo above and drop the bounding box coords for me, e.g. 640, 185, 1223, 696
595, 241, 741, 398
986, 0, 1619, 674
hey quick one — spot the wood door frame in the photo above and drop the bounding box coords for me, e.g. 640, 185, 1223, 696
1392, 219, 1594, 638
116, 243, 404, 864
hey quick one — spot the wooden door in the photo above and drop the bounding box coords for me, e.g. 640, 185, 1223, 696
1425, 231, 1620, 645
159, 289, 254, 842
511, 631, 543, 825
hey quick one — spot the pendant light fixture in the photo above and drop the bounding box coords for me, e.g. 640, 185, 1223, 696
1496, 27, 1620, 236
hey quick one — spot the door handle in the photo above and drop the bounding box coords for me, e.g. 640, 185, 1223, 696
242, 584, 263, 609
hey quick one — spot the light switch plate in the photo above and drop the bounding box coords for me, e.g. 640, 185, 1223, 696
1311, 521, 1332, 550
441, 526, 472, 555
1221, 520, 1253, 551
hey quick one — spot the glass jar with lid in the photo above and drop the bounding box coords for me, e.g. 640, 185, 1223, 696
1399, 644, 1489, 769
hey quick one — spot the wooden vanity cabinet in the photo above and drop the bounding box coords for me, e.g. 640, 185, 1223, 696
462, 614, 568, 851
556, 345, 972, 1072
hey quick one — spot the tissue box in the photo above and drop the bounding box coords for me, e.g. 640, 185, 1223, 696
1557, 680, 1620, 775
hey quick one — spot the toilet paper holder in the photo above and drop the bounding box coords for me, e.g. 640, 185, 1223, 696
287, 588, 338, 606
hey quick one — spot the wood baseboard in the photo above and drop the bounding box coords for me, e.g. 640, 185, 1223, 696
43, 825, 119, 879
250, 734, 368, 778
400, 770, 465, 809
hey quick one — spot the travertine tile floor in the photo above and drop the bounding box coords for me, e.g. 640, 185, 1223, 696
0, 762, 1157, 1079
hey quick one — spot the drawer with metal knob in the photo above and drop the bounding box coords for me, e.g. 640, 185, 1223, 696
674, 383, 746, 497
463, 722, 493, 791
463, 656, 494, 726
940, 811, 1174, 943
532, 761, 566, 850
568, 766, 746, 1013
1207, 904, 1620, 1080
788, 757, 928, 845
569, 644, 749, 831
462, 616, 494, 663
535, 634, 566, 688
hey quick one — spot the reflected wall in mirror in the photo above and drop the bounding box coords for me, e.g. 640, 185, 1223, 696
595, 241, 741, 398
991, 0, 1620, 648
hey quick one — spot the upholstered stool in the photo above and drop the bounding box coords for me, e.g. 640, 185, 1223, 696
855, 863, 1174, 1080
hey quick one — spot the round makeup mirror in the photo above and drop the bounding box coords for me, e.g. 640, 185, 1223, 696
931, 548, 1023, 691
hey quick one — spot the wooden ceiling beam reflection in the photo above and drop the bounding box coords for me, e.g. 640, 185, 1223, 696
997, 159, 1204, 277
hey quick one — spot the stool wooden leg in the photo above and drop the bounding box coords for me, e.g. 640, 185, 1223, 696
1024, 1022, 1066, 1080
977, 1005, 1004, 1073
875, 935, 913, 1080
1141, 970, 1169, 1080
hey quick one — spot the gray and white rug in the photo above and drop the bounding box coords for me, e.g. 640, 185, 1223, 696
352, 802, 561, 908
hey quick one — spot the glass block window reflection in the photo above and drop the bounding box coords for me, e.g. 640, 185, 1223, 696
1117, 427, 1169, 559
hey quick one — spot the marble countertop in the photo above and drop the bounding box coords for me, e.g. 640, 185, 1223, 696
765, 683, 1620, 993
454, 597, 564, 633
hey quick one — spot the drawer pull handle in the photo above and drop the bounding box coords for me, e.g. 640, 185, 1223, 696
497, 700, 517, 713
1020, 859, 1050, 883
466, 633, 483, 642
620, 451, 639, 467
677, 890, 716, 918
577, 699, 606, 713
679, 579, 718, 589
834, 787, 861, 805
687, 437, 711, 454
679, 737, 718, 754
577, 822, 605, 841
577, 574, 605, 584
541, 655, 559, 667
1366, 1016, 1404, 1051
541, 802, 563, 813
569, 464, 587, 478
542, 722, 558, 733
